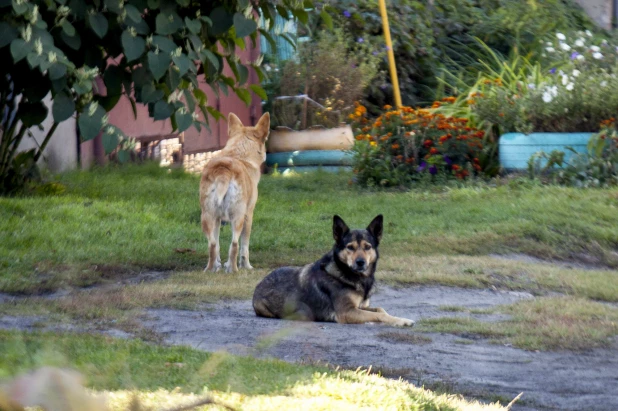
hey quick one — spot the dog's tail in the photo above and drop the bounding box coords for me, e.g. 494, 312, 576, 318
212, 172, 232, 206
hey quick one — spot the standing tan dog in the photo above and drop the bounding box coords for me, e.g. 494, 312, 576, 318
199, 112, 270, 273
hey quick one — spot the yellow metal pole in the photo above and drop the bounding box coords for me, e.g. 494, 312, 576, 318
378, 0, 402, 108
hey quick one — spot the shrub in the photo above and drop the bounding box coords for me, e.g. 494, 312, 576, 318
270, 29, 380, 129
350, 100, 485, 187
465, 32, 618, 134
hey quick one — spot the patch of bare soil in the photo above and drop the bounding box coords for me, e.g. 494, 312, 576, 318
141, 285, 618, 411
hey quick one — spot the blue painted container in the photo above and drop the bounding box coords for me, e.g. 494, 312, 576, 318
277, 166, 352, 174
499, 133, 593, 170
266, 150, 353, 167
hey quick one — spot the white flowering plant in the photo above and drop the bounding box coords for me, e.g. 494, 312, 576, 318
469, 31, 618, 133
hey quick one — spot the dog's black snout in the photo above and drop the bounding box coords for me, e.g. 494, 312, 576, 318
355, 258, 366, 268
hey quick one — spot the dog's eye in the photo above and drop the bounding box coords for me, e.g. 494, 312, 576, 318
364, 244, 372, 250
346, 245, 355, 251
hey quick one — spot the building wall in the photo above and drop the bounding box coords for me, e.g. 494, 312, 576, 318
16, 94, 78, 173
575, 0, 613, 30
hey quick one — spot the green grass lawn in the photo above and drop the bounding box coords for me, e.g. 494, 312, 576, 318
0, 330, 503, 410
2, 163, 618, 294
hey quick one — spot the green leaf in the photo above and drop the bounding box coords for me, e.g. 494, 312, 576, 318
201, 49, 220, 71
147, 0, 160, 9
78, 103, 106, 141
61, 30, 81, 49
199, 15, 212, 26
117, 149, 130, 163
129, 97, 137, 119
10, 39, 31, 62
258, 29, 276, 51
48, 63, 67, 80
234, 87, 251, 105
233, 13, 257, 38
209, 7, 232, 35
26, 52, 43, 69
176, 0, 189, 6
102, 128, 119, 154
252, 64, 266, 82
172, 53, 191, 76
206, 105, 224, 121
174, 108, 192, 132
320, 9, 333, 30
104, 0, 123, 14
0, 22, 18, 48
140, 83, 164, 103
249, 84, 267, 100
89, 12, 108, 38
153, 100, 173, 120
147, 51, 170, 80
121, 30, 145, 62
151, 35, 176, 53
193, 88, 207, 105
165, 66, 181, 90
155, 11, 183, 35
12, 0, 27, 15
18, 101, 48, 127
97, 94, 121, 112
183, 89, 195, 113
61, 20, 76, 37
125, 4, 142, 23
237, 63, 248, 86
290, 8, 308, 25
185, 17, 201, 34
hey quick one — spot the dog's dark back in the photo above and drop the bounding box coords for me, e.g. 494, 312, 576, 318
253, 215, 382, 322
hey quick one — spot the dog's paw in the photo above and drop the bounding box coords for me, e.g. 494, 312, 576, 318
239, 257, 253, 270
393, 317, 415, 327
223, 261, 237, 273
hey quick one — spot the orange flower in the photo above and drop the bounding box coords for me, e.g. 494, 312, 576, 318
452, 164, 461, 171
423, 139, 433, 148
396, 155, 404, 161
392, 143, 400, 150
430, 147, 438, 154
383, 104, 392, 110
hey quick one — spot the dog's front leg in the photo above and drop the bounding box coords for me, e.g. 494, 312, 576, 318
337, 309, 414, 327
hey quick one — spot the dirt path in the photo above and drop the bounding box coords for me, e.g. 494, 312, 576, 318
141, 285, 618, 411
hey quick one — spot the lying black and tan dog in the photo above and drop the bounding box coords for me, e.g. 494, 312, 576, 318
253, 215, 414, 327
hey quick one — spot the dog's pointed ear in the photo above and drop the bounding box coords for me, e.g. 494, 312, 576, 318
366, 214, 383, 244
228, 113, 243, 135
333, 215, 350, 244
255, 112, 270, 141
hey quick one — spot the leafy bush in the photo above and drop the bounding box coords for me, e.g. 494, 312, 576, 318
528, 120, 618, 187
326, 0, 595, 110
271, 29, 380, 129
0, 0, 314, 195
470, 32, 618, 133
350, 100, 485, 187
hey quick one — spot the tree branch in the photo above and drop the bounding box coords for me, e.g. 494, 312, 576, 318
33, 122, 59, 162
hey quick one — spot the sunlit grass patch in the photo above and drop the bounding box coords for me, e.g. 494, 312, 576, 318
0, 330, 504, 411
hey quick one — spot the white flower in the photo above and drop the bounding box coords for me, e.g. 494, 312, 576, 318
593, 52, 603, 59
546, 41, 552, 46
560, 43, 571, 51
562, 75, 569, 85
575, 38, 585, 47
557, 33, 566, 40
542, 92, 553, 103
566, 83, 574, 91
543, 91, 553, 103
586, 30, 592, 37
576, 54, 585, 61
591, 45, 601, 52
602, 39, 608, 46
572, 69, 580, 77
545, 47, 555, 53
549, 86, 558, 97
528, 83, 536, 90
601, 81, 608, 87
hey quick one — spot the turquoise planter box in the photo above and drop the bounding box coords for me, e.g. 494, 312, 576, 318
266, 150, 352, 167
499, 133, 593, 170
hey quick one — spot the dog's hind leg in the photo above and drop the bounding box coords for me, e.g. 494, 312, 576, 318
203, 216, 222, 272
239, 210, 254, 269
224, 218, 244, 273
